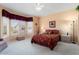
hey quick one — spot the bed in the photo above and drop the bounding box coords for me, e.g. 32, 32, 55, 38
31, 30, 60, 50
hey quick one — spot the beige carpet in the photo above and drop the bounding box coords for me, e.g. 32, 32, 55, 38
0, 38, 79, 55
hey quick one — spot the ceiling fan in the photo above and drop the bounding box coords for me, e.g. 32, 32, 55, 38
35, 3, 44, 11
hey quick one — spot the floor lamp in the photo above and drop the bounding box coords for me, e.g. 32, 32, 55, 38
72, 20, 75, 44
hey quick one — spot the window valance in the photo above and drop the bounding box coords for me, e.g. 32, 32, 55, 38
2, 9, 33, 21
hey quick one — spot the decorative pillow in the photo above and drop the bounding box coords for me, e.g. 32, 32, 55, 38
46, 30, 59, 34
46, 30, 52, 34
52, 30, 59, 34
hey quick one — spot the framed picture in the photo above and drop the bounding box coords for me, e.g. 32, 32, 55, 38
49, 21, 56, 28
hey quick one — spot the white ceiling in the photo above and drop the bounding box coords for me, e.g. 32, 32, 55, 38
0, 3, 79, 16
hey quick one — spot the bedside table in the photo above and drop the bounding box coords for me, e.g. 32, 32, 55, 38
61, 35, 72, 43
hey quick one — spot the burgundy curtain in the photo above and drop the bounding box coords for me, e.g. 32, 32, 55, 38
2, 9, 33, 22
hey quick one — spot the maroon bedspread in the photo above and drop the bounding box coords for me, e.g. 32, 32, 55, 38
31, 34, 59, 50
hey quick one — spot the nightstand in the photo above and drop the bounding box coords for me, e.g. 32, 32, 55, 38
61, 35, 72, 43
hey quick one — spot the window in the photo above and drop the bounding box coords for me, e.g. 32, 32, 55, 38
1, 17, 33, 38
11, 20, 20, 35
2, 17, 9, 37
18, 20, 26, 35
27, 22, 33, 34
11, 20, 26, 36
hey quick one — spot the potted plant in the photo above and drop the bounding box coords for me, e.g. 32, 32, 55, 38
76, 5, 79, 18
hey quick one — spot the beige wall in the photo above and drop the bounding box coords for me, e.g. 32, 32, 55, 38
33, 16, 40, 34
40, 10, 78, 42
0, 5, 79, 43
